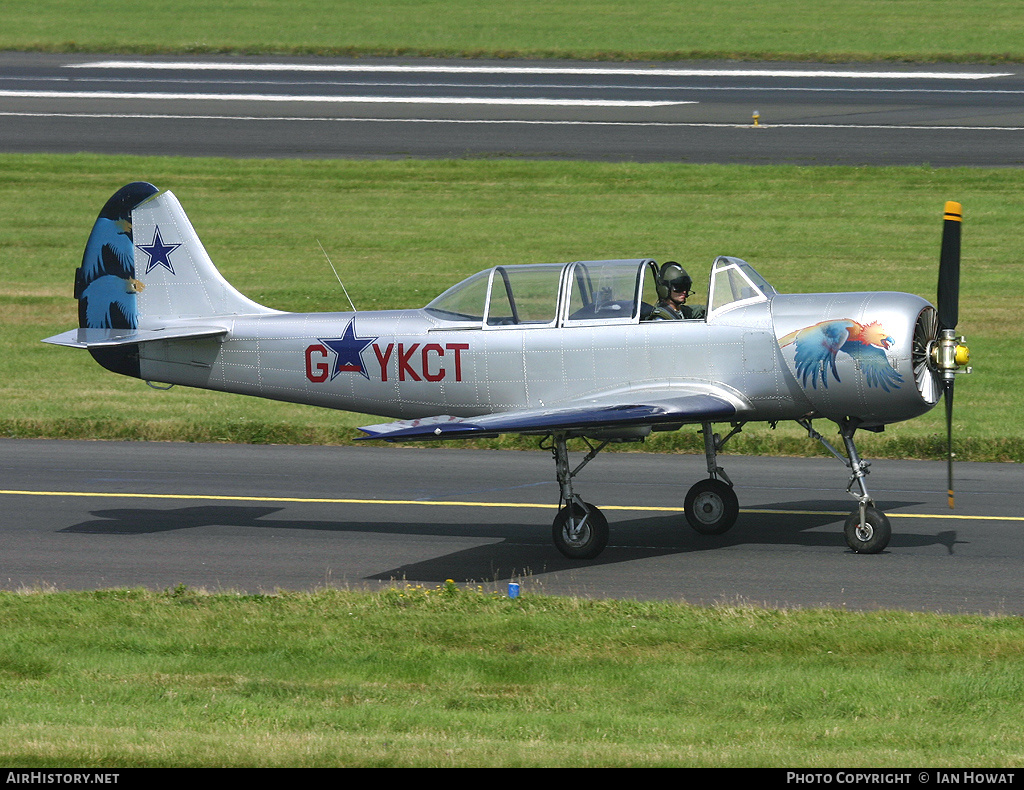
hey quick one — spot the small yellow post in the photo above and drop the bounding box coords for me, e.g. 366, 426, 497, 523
752, 110, 761, 126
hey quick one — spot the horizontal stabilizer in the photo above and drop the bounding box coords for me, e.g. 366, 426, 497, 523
358, 393, 737, 441
42, 325, 228, 349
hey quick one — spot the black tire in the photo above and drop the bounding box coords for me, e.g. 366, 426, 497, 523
552, 501, 609, 559
844, 506, 892, 554
684, 478, 739, 535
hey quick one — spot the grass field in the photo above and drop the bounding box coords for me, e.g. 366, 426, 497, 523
2, 585, 1024, 768
4, 0, 1024, 63
3, 153, 1021, 460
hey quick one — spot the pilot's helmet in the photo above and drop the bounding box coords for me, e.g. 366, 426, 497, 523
659, 262, 692, 298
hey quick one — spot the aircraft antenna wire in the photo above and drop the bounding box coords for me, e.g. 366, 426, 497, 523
317, 239, 357, 312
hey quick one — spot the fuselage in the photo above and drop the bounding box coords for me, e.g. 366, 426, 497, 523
58, 183, 940, 435
134, 287, 937, 430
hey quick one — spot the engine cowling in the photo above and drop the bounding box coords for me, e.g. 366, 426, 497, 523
772, 291, 940, 427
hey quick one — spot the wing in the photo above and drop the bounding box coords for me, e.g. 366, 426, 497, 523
841, 341, 904, 392
358, 390, 739, 441
791, 320, 853, 389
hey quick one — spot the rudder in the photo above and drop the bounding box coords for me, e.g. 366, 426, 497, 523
76, 181, 159, 331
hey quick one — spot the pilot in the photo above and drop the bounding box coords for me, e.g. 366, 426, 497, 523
651, 261, 706, 320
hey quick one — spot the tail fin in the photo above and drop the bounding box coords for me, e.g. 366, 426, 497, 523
47, 182, 279, 376
76, 182, 276, 331
109, 184, 277, 324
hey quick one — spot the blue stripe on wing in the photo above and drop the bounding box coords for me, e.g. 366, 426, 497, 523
358, 394, 737, 441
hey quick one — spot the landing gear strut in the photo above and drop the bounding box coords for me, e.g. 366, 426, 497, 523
683, 421, 740, 535
548, 433, 609, 559
799, 418, 892, 554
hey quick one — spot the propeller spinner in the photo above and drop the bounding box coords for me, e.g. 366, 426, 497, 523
930, 201, 972, 508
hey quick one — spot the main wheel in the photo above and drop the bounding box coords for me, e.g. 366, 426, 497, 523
552, 501, 608, 559
684, 478, 739, 535
844, 506, 891, 554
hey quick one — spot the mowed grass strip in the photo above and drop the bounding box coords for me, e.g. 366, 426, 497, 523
4, 0, 1024, 62
2, 585, 1024, 767
3, 153, 1021, 459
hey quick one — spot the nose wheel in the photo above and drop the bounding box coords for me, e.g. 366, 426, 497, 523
844, 506, 891, 554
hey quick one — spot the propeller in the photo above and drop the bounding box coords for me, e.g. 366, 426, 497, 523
938, 201, 961, 333
933, 201, 970, 508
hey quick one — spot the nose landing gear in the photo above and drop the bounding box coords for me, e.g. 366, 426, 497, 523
800, 417, 892, 554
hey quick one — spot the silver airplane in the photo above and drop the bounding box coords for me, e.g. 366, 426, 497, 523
44, 183, 972, 559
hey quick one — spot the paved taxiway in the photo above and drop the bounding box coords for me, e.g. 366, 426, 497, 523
2, 439, 1021, 613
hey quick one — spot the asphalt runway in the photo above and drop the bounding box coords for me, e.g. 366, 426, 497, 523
2, 52, 1023, 165
2, 439, 1021, 613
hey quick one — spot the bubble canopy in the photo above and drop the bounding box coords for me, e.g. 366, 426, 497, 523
424, 257, 776, 326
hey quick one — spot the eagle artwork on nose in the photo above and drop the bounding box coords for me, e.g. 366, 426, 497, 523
779, 319, 903, 392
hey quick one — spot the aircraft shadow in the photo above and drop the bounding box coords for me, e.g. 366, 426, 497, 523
59, 498, 962, 583
60, 505, 287, 535
373, 502, 964, 582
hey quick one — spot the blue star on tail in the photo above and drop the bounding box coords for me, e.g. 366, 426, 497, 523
319, 320, 377, 380
137, 226, 181, 274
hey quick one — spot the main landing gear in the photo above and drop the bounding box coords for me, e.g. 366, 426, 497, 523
548, 434, 610, 559
799, 418, 892, 554
543, 418, 891, 560
544, 421, 744, 560
683, 423, 741, 535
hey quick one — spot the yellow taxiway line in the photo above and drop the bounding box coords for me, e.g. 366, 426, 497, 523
2, 489, 1022, 522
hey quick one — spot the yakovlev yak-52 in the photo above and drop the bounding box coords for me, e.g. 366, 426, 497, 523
44, 183, 972, 558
